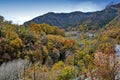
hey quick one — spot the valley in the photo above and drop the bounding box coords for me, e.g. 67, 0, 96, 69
0, 2, 120, 80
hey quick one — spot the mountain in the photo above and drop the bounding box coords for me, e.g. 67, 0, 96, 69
105, 15, 120, 29
24, 3, 120, 29
104, 15, 120, 40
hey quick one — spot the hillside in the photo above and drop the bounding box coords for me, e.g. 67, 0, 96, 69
105, 15, 120, 29
1, 2, 120, 80
104, 15, 120, 41
24, 3, 120, 29
0, 10, 120, 80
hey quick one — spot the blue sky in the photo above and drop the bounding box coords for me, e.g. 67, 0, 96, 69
0, 0, 120, 24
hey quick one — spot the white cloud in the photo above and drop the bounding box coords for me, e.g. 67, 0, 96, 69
12, 17, 31, 24
70, 1, 104, 12
4, 16, 31, 25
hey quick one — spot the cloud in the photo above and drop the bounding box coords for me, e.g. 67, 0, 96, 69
4, 16, 32, 24
70, 1, 104, 12
12, 18, 30, 24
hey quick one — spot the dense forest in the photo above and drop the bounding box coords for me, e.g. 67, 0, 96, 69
0, 3, 120, 80
0, 13, 120, 80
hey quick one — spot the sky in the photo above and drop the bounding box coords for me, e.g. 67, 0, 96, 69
0, 0, 120, 24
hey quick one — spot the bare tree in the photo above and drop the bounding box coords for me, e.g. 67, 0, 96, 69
0, 59, 31, 80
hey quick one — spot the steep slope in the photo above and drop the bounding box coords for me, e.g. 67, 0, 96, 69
105, 16, 120, 29
24, 3, 120, 29
106, 15, 120, 38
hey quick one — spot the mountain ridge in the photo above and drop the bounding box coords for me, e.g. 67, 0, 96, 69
24, 3, 120, 29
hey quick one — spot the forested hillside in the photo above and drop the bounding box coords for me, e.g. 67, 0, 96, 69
24, 3, 120, 30
0, 12, 120, 80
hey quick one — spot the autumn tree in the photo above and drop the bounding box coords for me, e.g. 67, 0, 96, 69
94, 43, 120, 80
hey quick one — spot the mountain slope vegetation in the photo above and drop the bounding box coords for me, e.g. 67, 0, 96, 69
24, 3, 120, 30
0, 3, 120, 80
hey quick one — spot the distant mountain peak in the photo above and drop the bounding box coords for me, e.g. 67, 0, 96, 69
111, 3, 120, 8
46, 12, 55, 15
106, 2, 120, 9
